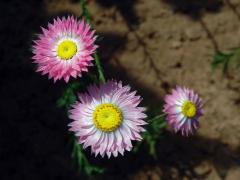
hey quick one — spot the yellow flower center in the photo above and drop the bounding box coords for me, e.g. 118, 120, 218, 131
93, 103, 123, 132
182, 101, 197, 118
57, 40, 77, 60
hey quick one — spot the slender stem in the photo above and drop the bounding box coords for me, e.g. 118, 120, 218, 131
80, 0, 106, 83
148, 113, 166, 123
94, 54, 106, 82
80, 0, 91, 24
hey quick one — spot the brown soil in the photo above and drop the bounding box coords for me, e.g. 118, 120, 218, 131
2, 0, 240, 179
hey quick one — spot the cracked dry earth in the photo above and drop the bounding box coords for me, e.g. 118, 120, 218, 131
7, 0, 240, 179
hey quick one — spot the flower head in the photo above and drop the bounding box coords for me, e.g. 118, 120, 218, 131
32, 16, 97, 82
69, 80, 147, 158
163, 87, 203, 136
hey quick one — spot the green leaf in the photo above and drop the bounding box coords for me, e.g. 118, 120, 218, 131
96, 36, 104, 43
72, 137, 105, 176
133, 113, 166, 158
229, 48, 240, 70
211, 48, 240, 74
56, 81, 82, 109
211, 52, 232, 70
56, 98, 66, 108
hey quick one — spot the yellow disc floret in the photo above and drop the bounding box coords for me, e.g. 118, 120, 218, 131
93, 103, 123, 132
182, 101, 197, 118
57, 40, 77, 60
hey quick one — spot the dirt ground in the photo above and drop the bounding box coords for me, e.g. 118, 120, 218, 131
2, 0, 240, 179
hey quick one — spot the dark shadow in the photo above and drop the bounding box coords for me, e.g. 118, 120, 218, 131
96, 0, 140, 30
162, 0, 223, 19
97, 32, 127, 61
0, 1, 84, 180
0, 1, 128, 180
154, 134, 240, 179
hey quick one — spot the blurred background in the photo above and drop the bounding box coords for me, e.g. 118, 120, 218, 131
1, 0, 240, 179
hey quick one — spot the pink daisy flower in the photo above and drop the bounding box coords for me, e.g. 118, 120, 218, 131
69, 80, 147, 158
163, 87, 203, 136
32, 16, 97, 82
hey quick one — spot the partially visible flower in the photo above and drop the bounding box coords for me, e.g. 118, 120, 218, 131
32, 16, 97, 82
163, 87, 203, 136
69, 80, 147, 158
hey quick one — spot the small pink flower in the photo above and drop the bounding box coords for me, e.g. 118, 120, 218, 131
163, 87, 203, 136
69, 80, 147, 158
32, 16, 97, 82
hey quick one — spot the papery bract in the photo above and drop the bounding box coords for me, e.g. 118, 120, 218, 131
163, 87, 203, 136
69, 80, 147, 158
32, 16, 97, 82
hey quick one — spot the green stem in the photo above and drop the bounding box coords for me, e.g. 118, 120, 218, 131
94, 54, 106, 82
80, 0, 92, 24
80, 0, 106, 83
148, 113, 166, 123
